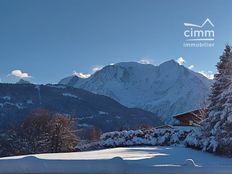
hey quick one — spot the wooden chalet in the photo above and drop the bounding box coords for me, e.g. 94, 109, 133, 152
173, 109, 204, 126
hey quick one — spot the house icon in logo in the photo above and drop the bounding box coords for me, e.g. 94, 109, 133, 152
184, 18, 215, 41
184, 18, 214, 28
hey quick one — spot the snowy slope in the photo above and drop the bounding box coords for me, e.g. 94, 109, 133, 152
59, 60, 212, 123
0, 83, 162, 132
1, 146, 232, 174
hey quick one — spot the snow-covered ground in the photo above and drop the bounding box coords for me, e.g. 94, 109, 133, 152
0, 146, 232, 173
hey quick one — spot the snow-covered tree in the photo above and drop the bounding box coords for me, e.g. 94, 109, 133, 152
203, 45, 232, 155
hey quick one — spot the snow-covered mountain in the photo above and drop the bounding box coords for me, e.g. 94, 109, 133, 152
59, 60, 212, 123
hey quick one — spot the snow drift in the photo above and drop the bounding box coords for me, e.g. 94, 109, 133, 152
1, 146, 232, 174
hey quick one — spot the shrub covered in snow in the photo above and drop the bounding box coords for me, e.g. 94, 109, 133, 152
100, 126, 199, 147
184, 128, 205, 150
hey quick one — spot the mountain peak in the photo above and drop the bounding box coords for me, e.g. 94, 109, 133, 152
160, 59, 179, 66
115, 60, 181, 69
115, 61, 148, 67
59, 75, 80, 86
16, 79, 31, 84
158, 60, 181, 73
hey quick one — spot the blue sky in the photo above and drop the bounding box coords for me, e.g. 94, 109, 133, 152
0, 0, 232, 83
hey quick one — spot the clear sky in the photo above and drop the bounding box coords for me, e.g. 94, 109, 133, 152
0, 0, 232, 83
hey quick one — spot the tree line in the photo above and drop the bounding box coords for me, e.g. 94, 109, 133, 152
0, 109, 82, 157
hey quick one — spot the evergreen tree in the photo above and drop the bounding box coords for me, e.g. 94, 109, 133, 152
203, 45, 232, 155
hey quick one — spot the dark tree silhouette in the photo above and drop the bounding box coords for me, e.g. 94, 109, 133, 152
0, 108, 78, 156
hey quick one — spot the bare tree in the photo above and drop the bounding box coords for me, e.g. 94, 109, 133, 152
88, 126, 102, 142
3, 108, 79, 156
50, 114, 78, 152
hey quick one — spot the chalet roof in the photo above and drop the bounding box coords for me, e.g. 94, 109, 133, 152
155, 124, 174, 129
172, 109, 204, 126
173, 109, 201, 119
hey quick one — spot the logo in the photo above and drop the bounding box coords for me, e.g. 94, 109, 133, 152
183, 18, 215, 47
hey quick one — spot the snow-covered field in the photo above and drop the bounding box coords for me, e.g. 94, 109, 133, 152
0, 146, 232, 173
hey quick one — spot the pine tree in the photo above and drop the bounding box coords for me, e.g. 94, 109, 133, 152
203, 45, 232, 155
